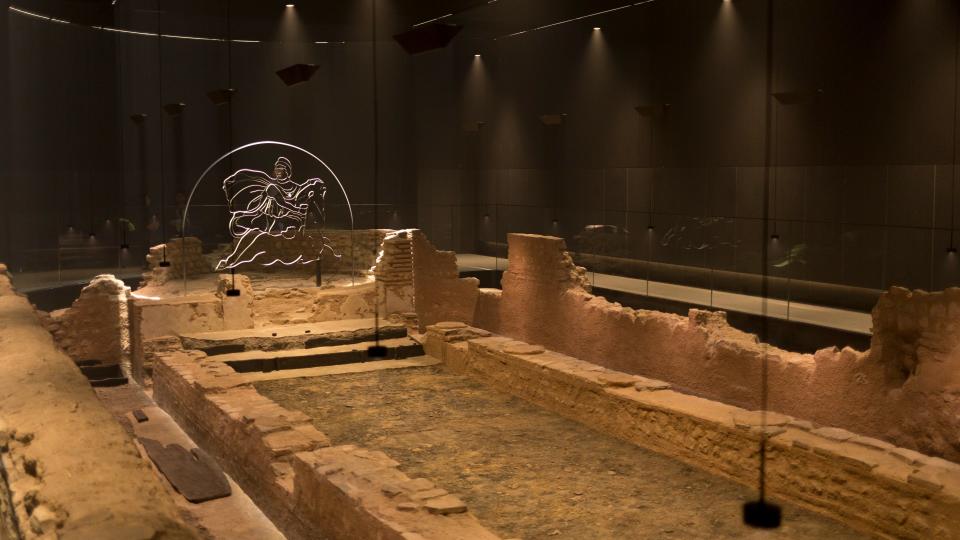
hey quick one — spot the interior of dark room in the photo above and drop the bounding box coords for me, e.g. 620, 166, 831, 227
1, 1, 960, 539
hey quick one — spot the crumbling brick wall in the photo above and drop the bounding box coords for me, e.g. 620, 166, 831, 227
228, 229, 388, 276
412, 232, 960, 462
412, 230, 479, 330
373, 229, 415, 318
142, 236, 212, 286
47, 274, 129, 366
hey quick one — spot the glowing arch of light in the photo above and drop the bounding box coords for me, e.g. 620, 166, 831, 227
180, 140, 355, 292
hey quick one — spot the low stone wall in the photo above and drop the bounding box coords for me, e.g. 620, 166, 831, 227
153, 349, 499, 540
424, 322, 960, 540
0, 265, 196, 539
143, 236, 212, 286
251, 281, 376, 327
414, 233, 960, 462
230, 229, 387, 276
374, 230, 415, 318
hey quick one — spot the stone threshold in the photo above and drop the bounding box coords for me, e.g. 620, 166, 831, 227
240, 356, 441, 383
153, 349, 500, 540
422, 321, 960, 540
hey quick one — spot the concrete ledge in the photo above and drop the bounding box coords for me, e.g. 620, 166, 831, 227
424, 323, 960, 540
153, 349, 500, 540
0, 267, 196, 540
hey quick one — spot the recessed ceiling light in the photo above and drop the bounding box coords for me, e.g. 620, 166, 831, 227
474, 53, 481, 57
593, 27, 601, 31
285, 3, 294, 8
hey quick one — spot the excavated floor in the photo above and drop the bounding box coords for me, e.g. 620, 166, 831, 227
255, 365, 869, 540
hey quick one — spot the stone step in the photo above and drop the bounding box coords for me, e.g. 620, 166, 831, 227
218, 337, 424, 373
180, 318, 408, 356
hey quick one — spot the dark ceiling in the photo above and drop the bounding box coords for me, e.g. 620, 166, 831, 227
11, 0, 649, 43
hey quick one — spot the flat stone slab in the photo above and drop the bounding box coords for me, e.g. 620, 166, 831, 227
634, 378, 671, 392
597, 372, 637, 387
423, 494, 468, 515
810, 427, 855, 442
502, 343, 545, 355
433, 321, 467, 330
181, 318, 407, 354
732, 410, 792, 429
140, 438, 232, 503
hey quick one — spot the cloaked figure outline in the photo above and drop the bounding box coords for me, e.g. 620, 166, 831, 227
217, 156, 339, 270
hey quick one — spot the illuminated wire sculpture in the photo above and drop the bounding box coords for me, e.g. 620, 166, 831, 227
180, 140, 355, 295
216, 156, 338, 269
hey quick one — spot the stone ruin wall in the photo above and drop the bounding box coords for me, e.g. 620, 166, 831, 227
374, 230, 415, 321
424, 324, 960, 540
250, 283, 377, 327
413, 232, 960, 463
0, 264, 197, 539
43, 274, 130, 367
412, 231, 480, 328
229, 229, 387, 276
142, 236, 212, 286
141, 231, 388, 287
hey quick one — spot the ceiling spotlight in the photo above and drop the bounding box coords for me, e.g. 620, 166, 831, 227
285, 3, 294, 7
474, 53, 481, 58
593, 27, 601, 31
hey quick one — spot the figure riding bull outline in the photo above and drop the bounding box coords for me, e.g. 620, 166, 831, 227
216, 156, 338, 270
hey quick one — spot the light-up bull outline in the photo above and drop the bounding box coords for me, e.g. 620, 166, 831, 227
180, 141, 356, 295
216, 156, 338, 270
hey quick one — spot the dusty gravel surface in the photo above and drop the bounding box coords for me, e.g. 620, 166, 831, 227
256, 365, 869, 540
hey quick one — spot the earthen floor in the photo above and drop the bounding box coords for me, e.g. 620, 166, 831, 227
255, 365, 870, 540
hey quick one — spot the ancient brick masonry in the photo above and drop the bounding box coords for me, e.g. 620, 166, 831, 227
230, 229, 388, 276
412, 232, 960, 462
424, 322, 960, 540
143, 236, 212, 285
412, 230, 479, 330
374, 229, 415, 318
871, 286, 960, 384
152, 349, 500, 540
46, 274, 130, 366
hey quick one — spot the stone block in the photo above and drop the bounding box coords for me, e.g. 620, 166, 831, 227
423, 495, 467, 515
